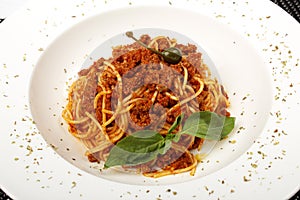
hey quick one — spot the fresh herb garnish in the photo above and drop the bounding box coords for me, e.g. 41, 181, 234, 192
180, 111, 235, 140
104, 111, 235, 168
104, 130, 165, 168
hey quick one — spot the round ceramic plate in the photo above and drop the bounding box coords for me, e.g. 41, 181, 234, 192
0, 0, 299, 199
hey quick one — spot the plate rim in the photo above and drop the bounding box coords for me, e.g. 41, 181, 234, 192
0, 0, 300, 199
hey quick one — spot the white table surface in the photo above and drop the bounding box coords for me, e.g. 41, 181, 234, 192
0, 0, 29, 18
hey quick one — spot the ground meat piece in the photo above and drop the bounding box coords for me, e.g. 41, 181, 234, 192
187, 52, 202, 69
87, 153, 99, 162
166, 152, 193, 170
175, 43, 197, 55
189, 138, 204, 150
155, 38, 171, 50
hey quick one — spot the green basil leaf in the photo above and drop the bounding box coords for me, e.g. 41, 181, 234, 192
158, 139, 172, 155
104, 130, 165, 168
220, 116, 235, 139
164, 114, 184, 143
104, 111, 235, 169
167, 113, 184, 134
180, 111, 235, 140
165, 131, 181, 143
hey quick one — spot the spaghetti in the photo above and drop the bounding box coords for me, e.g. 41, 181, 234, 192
62, 34, 231, 177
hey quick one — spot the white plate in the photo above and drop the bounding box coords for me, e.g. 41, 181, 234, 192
0, 0, 299, 199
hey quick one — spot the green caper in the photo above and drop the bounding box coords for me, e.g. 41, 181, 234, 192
125, 31, 182, 64
161, 47, 182, 64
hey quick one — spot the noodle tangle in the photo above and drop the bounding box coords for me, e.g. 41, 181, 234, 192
62, 34, 230, 177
